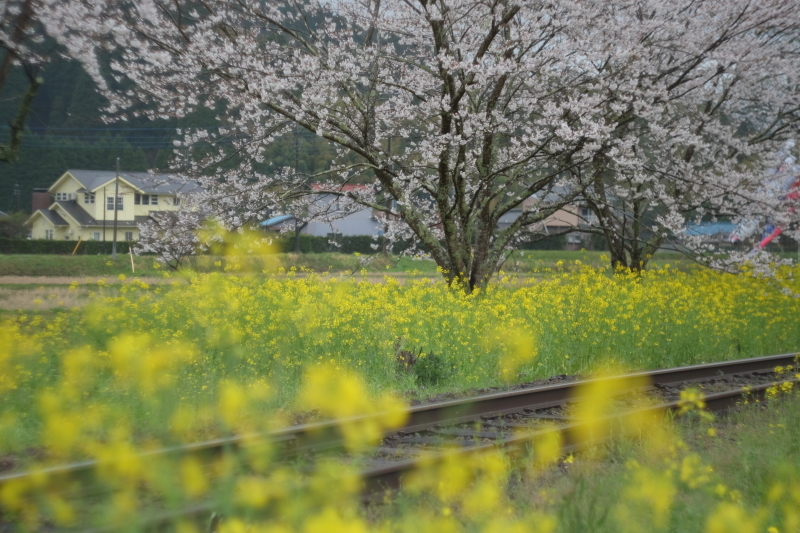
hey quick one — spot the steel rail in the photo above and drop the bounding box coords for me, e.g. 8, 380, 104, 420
5, 354, 797, 532
0, 352, 795, 492
359, 378, 794, 495
117, 376, 799, 532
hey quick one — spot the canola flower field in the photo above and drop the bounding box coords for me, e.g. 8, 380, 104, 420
2, 248, 800, 531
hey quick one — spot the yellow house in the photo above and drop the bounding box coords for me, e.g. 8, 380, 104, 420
26, 169, 194, 241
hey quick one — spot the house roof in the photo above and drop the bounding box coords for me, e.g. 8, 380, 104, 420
686, 221, 735, 237
53, 200, 97, 226
39, 200, 150, 228
310, 184, 371, 192
259, 214, 295, 227
31, 201, 152, 228
529, 185, 579, 206
60, 169, 198, 195
30, 209, 69, 227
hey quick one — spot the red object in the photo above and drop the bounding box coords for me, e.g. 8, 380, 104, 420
757, 227, 783, 249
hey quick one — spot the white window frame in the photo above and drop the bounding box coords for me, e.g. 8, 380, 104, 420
107, 196, 123, 211
173, 196, 180, 206
93, 232, 100, 241
55, 192, 70, 202
45, 229, 53, 240
151, 195, 158, 205
84, 193, 95, 204
124, 231, 133, 241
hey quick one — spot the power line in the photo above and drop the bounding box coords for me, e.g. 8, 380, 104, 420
22, 126, 329, 137
1, 130, 419, 149
0, 144, 181, 149
16, 134, 189, 140
26, 126, 225, 131
13, 134, 323, 141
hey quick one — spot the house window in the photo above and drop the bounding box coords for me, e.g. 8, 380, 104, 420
45, 229, 53, 240
173, 196, 180, 206
93, 232, 100, 241
134, 194, 158, 205
124, 231, 133, 241
55, 192, 71, 201
107, 196, 123, 210
84, 193, 95, 204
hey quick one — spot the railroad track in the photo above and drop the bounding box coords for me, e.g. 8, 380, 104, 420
1, 353, 798, 531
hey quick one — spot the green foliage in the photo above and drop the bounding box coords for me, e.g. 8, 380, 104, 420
556, 478, 612, 533
0, 212, 29, 239
0, 76, 42, 163
0, 234, 395, 256
270, 234, 399, 254
518, 234, 569, 250
0, 238, 136, 254
0, 254, 160, 277
412, 351, 452, 387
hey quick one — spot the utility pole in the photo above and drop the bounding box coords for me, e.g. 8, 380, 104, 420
383, 136, 391, 256
112, 157, 120, 261
12, 183, 21, 211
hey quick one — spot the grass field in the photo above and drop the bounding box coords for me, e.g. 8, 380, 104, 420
2, 248, 800, 530
0, 249, 697, 278
2, 262, 799, 450
0, 250, 695, 311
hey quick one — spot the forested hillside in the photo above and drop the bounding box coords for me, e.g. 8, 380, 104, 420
0, 51, 343, 214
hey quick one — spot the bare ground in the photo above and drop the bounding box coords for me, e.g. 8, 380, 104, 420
0, 277, 168, 310
0, 286, 92, 310
0, 275, 168, 285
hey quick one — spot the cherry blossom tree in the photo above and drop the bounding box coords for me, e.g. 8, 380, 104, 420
569, 0, 800, 270
41, 0, 800, 287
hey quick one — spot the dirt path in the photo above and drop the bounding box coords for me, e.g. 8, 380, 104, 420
0, 276, 168, 310
0, 275, 168, 285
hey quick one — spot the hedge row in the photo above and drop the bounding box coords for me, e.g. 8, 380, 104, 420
270, 234, 403, 254
1, 232, 574, 256
270, 233, 573, 254
0, 236, 382, 256
517, 234, 568, 251
0, 239, 136, 255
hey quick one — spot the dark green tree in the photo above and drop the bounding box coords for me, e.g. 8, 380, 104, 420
0, 0, 42, 163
